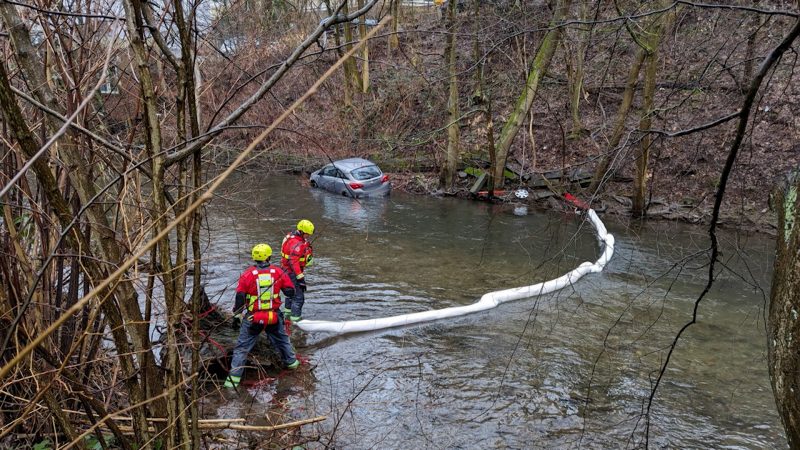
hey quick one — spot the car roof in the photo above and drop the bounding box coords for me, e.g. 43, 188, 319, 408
330, 158, 378, 171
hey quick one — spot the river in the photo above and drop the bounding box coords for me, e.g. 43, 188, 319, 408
199, 173, 784, 449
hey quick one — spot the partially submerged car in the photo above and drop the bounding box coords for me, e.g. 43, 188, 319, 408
309, 158, 391, 198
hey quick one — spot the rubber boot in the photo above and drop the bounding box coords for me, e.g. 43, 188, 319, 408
286, 360, 300, 370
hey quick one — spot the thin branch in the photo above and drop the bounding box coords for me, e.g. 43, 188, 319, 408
220, 416, 326, 431
675, 0, 798, 18
645, 111, 740, 137
3, 0, 124, 20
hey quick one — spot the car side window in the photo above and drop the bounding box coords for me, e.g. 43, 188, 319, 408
336, 169, 346, 179
321, 166, 336, 177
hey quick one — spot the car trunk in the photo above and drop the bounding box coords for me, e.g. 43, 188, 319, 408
360, 175, 383, 190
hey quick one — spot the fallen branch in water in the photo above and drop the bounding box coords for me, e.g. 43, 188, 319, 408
63, 410, 247, 425
222, 416, 327, 431
107, 415, 327, 434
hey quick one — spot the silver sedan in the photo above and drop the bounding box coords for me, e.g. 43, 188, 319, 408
309, 158, 391, 198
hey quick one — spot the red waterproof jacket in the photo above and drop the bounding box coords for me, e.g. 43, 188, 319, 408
235, 264, 294, 313
280, 231, 313, 276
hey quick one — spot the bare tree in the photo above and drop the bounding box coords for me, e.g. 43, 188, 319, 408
565, 0, 594, 138
358, 0, 371, 92
493, 0, 572, 188
632, 3, 677, 216
439, 0, 461, 191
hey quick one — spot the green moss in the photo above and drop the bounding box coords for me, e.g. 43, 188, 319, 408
784, 186, 797, 242
33, 440, 52, 450
464, 167, 484, 177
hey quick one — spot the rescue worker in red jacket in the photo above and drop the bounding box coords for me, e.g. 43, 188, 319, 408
281, 219, 314, 322
225, 243, 299, 388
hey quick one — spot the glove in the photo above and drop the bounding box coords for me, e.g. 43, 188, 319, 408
296, 276, 307, 292
231, 313, 242, 330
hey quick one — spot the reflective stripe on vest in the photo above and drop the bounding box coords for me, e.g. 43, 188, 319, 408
247, 270, 279, 312
281, 252, 307, 263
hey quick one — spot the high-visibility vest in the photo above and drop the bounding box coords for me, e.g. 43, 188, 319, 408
246, 268, 280, 313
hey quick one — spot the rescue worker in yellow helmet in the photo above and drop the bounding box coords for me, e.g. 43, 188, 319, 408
280, 219, 314, 322
225, 244, 299, 388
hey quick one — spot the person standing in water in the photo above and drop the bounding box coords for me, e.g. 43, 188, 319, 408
225, 244, 299, 388
281, 219, 315, 323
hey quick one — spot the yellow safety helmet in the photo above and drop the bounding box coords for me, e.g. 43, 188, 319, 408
251, 243, 272, 261
297, 219, 315, 235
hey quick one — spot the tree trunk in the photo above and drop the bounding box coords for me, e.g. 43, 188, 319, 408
438, 0, 460, 191
389, 0, 400, 49
770, 172, 800, 449
632, 51, 656, 216
179, 7, 204, 447
632, 5, 675, 216
743, 2, 763, 90
343, 1, 362, 94
357, 0, 370, 92
590, 3, 678, 198
0, 2, 160, 440
566, 0, 591, 138
485, 95, 497, 194
471, 0, 482, 101
493, 0, 571, 188
327, 0, 353, 107
587, 47, 645, 194
124, 0, 188, 445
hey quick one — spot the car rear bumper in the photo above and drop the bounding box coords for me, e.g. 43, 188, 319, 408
354, 182, 391, 198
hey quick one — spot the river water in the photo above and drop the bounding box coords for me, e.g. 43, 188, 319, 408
199, 173, 785, 449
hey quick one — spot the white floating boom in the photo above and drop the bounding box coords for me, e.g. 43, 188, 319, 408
297, 209, 615, 335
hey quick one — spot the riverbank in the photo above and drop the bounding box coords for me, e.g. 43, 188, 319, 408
385, 170, 779, 236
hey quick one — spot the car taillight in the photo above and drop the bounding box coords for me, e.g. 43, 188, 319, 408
349, 182, 364, 189
381, 174, 389, 183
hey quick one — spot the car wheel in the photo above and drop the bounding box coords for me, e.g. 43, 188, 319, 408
341, 191, 348, 196
310, 180, 317, 187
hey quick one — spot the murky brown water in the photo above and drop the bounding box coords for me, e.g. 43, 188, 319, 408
199, 173, 784, 449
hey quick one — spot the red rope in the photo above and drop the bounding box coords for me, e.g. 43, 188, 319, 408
196, 304, 217, 320
249, 376, 277, 388
183, 306, 307, 379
